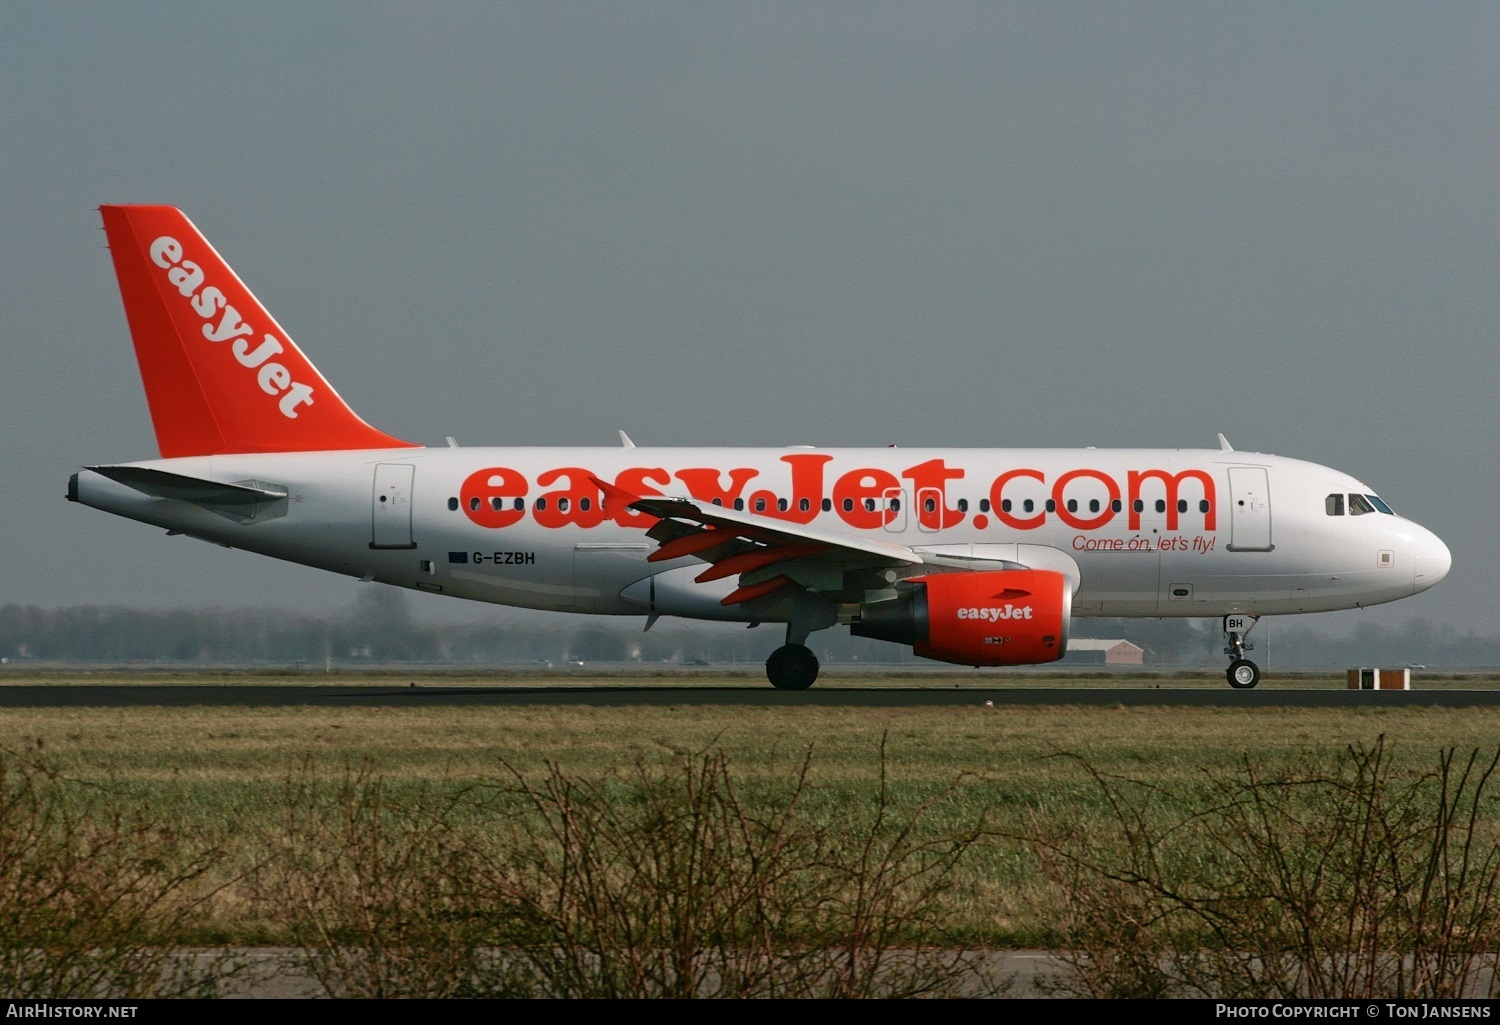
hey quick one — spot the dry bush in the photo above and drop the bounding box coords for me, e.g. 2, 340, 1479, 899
260, 741, 1004, 998
0, 754, 229, 998
255, 762, 529, 998
1028, 737, 1500, 999
477, 743, 998, 998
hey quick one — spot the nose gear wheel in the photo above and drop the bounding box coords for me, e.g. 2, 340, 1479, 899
1227, 658, 1261, 689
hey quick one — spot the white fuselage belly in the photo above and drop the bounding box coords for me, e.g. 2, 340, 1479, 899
73, 446, 1447, 621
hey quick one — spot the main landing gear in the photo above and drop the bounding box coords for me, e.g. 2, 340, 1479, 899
765, 597, 834, 690
1223, 614, 1262, 689
766, 643, 819, 690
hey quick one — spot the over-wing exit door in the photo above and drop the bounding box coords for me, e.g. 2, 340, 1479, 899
371, 463, 416, 549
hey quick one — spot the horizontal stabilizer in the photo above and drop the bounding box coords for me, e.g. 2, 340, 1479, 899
87, 466, 288, 506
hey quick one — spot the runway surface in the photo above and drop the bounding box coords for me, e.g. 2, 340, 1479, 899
1, 684, 1498, 708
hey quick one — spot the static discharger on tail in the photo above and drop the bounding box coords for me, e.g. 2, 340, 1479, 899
70, 207, 1452, 689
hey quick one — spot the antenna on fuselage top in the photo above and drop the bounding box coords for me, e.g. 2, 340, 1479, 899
1217, 433, 1234, 452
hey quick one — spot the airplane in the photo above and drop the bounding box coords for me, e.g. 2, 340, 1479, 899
69, 206, 1452, 690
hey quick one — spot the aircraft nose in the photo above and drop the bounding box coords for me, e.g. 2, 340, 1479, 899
1412, 526, 1452, 593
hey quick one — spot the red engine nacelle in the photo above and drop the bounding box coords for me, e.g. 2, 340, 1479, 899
850, 569, 1071, 666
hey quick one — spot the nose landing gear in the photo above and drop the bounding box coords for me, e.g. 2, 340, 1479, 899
1227, 658, 1261, 689
1223, 614, 1261, 689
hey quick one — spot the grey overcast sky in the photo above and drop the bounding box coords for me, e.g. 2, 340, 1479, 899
3, 2, 1495, 636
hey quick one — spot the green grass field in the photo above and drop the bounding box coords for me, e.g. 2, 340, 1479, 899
3, 671, 1498, 949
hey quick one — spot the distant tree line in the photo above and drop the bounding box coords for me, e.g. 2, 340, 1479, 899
0, 589, 823, 666
0, 590, 1493, 667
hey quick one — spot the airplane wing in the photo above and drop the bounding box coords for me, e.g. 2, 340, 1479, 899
596, 477, 967, 607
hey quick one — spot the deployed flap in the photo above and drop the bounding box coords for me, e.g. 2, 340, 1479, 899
87, 465, 287, 506
595, 477, 922, 607
596, 478, 921, 566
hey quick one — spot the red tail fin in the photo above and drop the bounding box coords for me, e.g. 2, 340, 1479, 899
99, 205, 417, 457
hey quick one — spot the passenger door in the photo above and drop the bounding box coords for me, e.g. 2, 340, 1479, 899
1227, 466, 1273, 551
371, 463, 416, 549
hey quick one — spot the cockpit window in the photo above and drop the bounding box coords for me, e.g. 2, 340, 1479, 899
1366, 495, 1394, 515
1348, 493, 1376, 516
1326, 494, 1344, 516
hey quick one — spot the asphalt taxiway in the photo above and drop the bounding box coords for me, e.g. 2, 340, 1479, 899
1, 684, 1497, 708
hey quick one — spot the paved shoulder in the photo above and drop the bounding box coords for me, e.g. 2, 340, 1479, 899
0, 685, 1496, 708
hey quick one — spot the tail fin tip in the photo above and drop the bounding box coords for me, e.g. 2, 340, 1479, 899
99, 205, 418, 457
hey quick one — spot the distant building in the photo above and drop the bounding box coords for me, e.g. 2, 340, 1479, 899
1064, 639, 1146, 665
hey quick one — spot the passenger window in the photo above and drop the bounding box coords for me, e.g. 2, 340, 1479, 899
557, 497, 570, 512
842, 498, 853, 512
1155, 500, 1166, 514
734, 499, 745, 511
1023, 499, 1034, 513
1177, 500, 1187, 514
535, 498, 547, 511
514, 498, 524, 511
980, 499, 992, 513
1133, 499, 1144, 513
490, 497, 504, 511
924, 497, 936, 513
447, 497, 458, 511
579, 497, 591, 512
1349, 493, 1376, 516
754, 498, 766, 512
1111, 499, 1122, 513
1090, 499, 1100, 513
1199, 500, 1209, 513
1326, 494, 1344, 516
865, 498, 876, 512
469, 497, 480, 512
821, 498, 832, 512
1045, 499, 1056, 513
778, 498, 788, 512
711, 498, 722, 506
957, 498, 968, 512
1066, 499, 1077, 513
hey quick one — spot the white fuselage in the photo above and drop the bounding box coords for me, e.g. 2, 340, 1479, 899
73, 445, 1451, 624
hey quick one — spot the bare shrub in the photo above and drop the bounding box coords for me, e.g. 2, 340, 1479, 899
261, 741, 1003, 998
0, 754, 229, 998
1028, 737, 1500, 998
478, 743, 998, 997
255, 762, 529, 998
